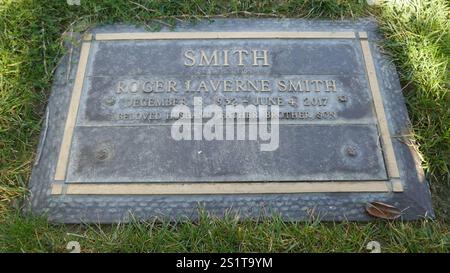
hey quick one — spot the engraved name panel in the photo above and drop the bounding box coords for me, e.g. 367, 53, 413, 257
66, 37, 388, 183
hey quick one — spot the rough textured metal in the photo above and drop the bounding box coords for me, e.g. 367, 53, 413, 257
27, 19, 434, 223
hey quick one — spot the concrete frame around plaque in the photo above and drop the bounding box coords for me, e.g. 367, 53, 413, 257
27, 19, 434, 223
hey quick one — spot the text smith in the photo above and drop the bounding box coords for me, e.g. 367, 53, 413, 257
184, 49, 270, 67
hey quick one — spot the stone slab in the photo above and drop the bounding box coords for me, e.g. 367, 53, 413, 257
27, 19, 434, 222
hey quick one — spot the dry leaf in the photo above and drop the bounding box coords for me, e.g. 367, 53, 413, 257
365, 202, 402, 220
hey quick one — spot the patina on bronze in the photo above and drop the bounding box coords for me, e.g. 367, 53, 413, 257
27, 20, 433, 222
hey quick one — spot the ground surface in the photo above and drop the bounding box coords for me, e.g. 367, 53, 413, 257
0, 0, 448, 252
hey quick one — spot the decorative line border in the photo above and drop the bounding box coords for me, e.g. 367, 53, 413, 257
51, 180, 403, 195
52, 31, 403, 195
95, 31, 356, 41
54, 40, 91, 180
358, 32, 400, 179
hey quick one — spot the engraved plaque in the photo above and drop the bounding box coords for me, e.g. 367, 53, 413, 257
28, 20, 433, 222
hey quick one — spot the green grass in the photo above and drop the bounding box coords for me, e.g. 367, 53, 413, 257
1, 210, 448, 253
0, 0, 448, 252
374, 0, 450, 216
